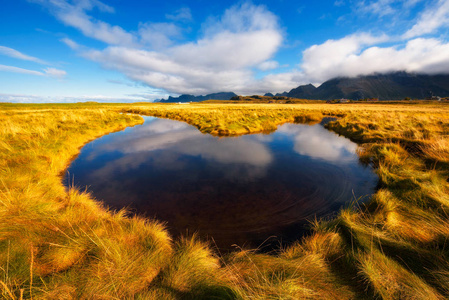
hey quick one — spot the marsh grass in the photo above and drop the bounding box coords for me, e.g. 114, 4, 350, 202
2, 102, 449, 299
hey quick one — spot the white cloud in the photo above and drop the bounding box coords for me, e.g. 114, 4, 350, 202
202, 2, 279, 36
80, 0, 115, 13
59, 12, 134, 45
0, 46, 48, 64
138, 22, 184, 49
355, 0, 425, 17
87, 118, 273, 180
258, 60, 279, 71
61, 38, 81, 50
85, 46, 253, 94
80, 2, 284, 95
295, 1, 449, 84
172, 30, 282, 70
31, 0, 134, 46
356, 0, 397, 17
277, 123, 357, 162
0, 64, 67, 79
300, 35, 449, 83
166, 7, 192, 22
403, 0, 449, 38
44, 67, 67, 79
0, 64, 45, 76
0, 93, 43, 103
301, 33, 389, 82
257, 71, 308, 93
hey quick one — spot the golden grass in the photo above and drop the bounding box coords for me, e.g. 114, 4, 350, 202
1, 101, 449, 299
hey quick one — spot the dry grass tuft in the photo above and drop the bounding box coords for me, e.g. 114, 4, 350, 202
358, 250, 443, 300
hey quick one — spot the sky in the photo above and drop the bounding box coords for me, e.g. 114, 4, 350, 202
1, 0, 449, 103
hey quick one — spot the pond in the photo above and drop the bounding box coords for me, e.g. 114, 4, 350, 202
65, 116, 378, 251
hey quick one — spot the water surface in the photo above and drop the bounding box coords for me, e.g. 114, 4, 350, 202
66, 117, 377, 250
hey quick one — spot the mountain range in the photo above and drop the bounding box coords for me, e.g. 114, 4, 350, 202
158, 92, 237, 103
157, 72, 449, 102
276, 72, 449, 100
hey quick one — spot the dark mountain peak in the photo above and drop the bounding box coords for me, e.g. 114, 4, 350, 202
286, 84, 317, 98
275, 91, 288, 97
160, 92, 237, 103
206, 92, 238, 100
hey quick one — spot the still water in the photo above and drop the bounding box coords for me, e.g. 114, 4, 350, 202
65, 116, 377, 250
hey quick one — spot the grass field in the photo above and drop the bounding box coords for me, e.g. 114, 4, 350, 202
1, 101, 449, 299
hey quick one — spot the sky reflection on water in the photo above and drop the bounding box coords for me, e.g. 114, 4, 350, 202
66, 117, 377, 250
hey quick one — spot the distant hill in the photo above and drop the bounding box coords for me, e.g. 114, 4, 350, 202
159, 92, 237, 103
282, 72, 449, 100
286, 84, 317, 98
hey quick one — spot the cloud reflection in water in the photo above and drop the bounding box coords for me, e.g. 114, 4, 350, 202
277, 123, 357, 162
87, 118, 273, 181
67, 116, 377, 251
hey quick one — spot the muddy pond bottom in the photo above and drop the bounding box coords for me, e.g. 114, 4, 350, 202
65, 116, 377, 251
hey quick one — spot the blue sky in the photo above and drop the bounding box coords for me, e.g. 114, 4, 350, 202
1, 0, 449, 102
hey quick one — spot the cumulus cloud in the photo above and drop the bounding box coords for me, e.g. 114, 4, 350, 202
0, 46, 48, 64
79, 2, 283, 95
33, 1, 288, 95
